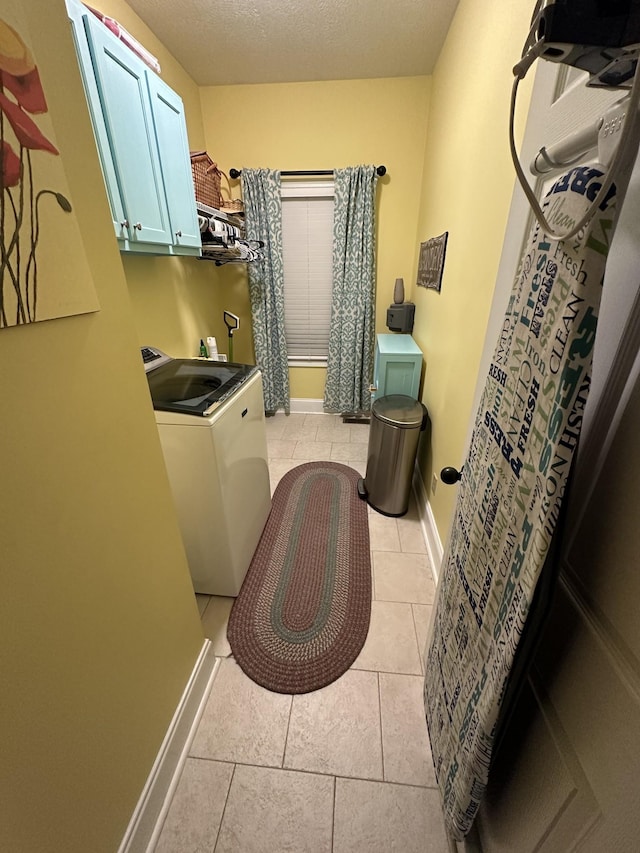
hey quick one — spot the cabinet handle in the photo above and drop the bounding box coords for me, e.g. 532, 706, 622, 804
175, 230, 182, 238
120, 220, 129, 229
133, 222, 142, 231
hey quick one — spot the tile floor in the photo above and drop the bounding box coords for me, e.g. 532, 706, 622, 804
154, 412, 450, 853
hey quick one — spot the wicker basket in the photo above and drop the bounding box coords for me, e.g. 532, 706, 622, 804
220, 198, 244, 214
190, 151, 222, 209
219, 170, 244, 214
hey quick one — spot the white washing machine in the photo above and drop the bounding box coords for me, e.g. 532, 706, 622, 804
142, 347, 271, 596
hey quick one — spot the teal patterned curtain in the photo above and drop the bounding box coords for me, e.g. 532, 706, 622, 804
324, 165, 378, 413
241, 169, 290, 413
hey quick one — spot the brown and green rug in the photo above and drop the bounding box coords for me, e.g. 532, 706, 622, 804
228, 461, 371, 694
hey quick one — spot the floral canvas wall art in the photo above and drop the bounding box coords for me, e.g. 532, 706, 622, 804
0, 3, 99, 328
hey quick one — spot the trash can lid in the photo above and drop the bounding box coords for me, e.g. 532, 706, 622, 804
372, 395, 426, 428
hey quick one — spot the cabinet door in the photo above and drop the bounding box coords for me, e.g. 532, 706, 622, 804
83, 13, 172, 247
378, 353, 421, 399
67, 2, 126, 239
147, 76, 201, 252
372, 335, 422, 401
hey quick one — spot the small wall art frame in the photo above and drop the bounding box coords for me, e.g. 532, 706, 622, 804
416, 231, 448, 292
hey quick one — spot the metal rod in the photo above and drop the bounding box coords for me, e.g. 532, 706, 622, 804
229, 166, 387, 180
530, 118, 602, 176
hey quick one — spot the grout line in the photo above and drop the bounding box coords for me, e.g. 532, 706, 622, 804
188, 756, 234, 767
202, 755, 437, 789
280, 694, 294, 770
411, 605, 426, 676
331, 775, 337, 853
350, 663, 422, 676
213, 762, 236, 852
377, 671, 386, 783
197, 595, 212, 621
192, 756, 289, 773
332, 773, 439, 791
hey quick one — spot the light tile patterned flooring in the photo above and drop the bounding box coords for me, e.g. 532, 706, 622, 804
154, 413, 449, 853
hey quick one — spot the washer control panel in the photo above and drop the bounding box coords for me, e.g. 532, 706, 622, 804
141, 346, 172, 373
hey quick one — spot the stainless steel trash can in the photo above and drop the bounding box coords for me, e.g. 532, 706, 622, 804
358, 395, 428, 516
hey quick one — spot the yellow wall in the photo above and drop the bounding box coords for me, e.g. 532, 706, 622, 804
410, 0, 534, 540
0, 2, 203, 851
199, 76, 431, 394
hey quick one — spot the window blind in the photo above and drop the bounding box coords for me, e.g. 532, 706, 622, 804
281, 182, 334, 362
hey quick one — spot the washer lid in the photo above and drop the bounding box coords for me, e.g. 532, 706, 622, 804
145, 358, 258, 416
372, 395, 426, 428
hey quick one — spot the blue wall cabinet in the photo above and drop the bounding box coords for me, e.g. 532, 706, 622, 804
66, 0, 200, 257
68, 1, 126, 237
371, 334, 423, 403
147, 76, 201, 251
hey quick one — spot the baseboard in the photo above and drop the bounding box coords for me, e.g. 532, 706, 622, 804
290, 397, 325, 413
412, 465, 444, 585
117, 641, 220, 853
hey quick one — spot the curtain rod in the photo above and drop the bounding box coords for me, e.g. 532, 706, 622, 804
228, 166, 387, 179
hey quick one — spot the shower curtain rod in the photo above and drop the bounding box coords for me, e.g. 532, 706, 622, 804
228, 166, 387, 179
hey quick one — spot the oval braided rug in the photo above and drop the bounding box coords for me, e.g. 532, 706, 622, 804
228, 461, 371, 694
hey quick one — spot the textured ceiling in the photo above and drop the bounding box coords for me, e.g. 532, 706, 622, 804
125, 0, 460, 86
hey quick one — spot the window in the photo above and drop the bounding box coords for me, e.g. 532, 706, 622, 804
281, 180, 334, 365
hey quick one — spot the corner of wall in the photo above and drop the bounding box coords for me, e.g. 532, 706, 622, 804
409, 0, 535, 548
